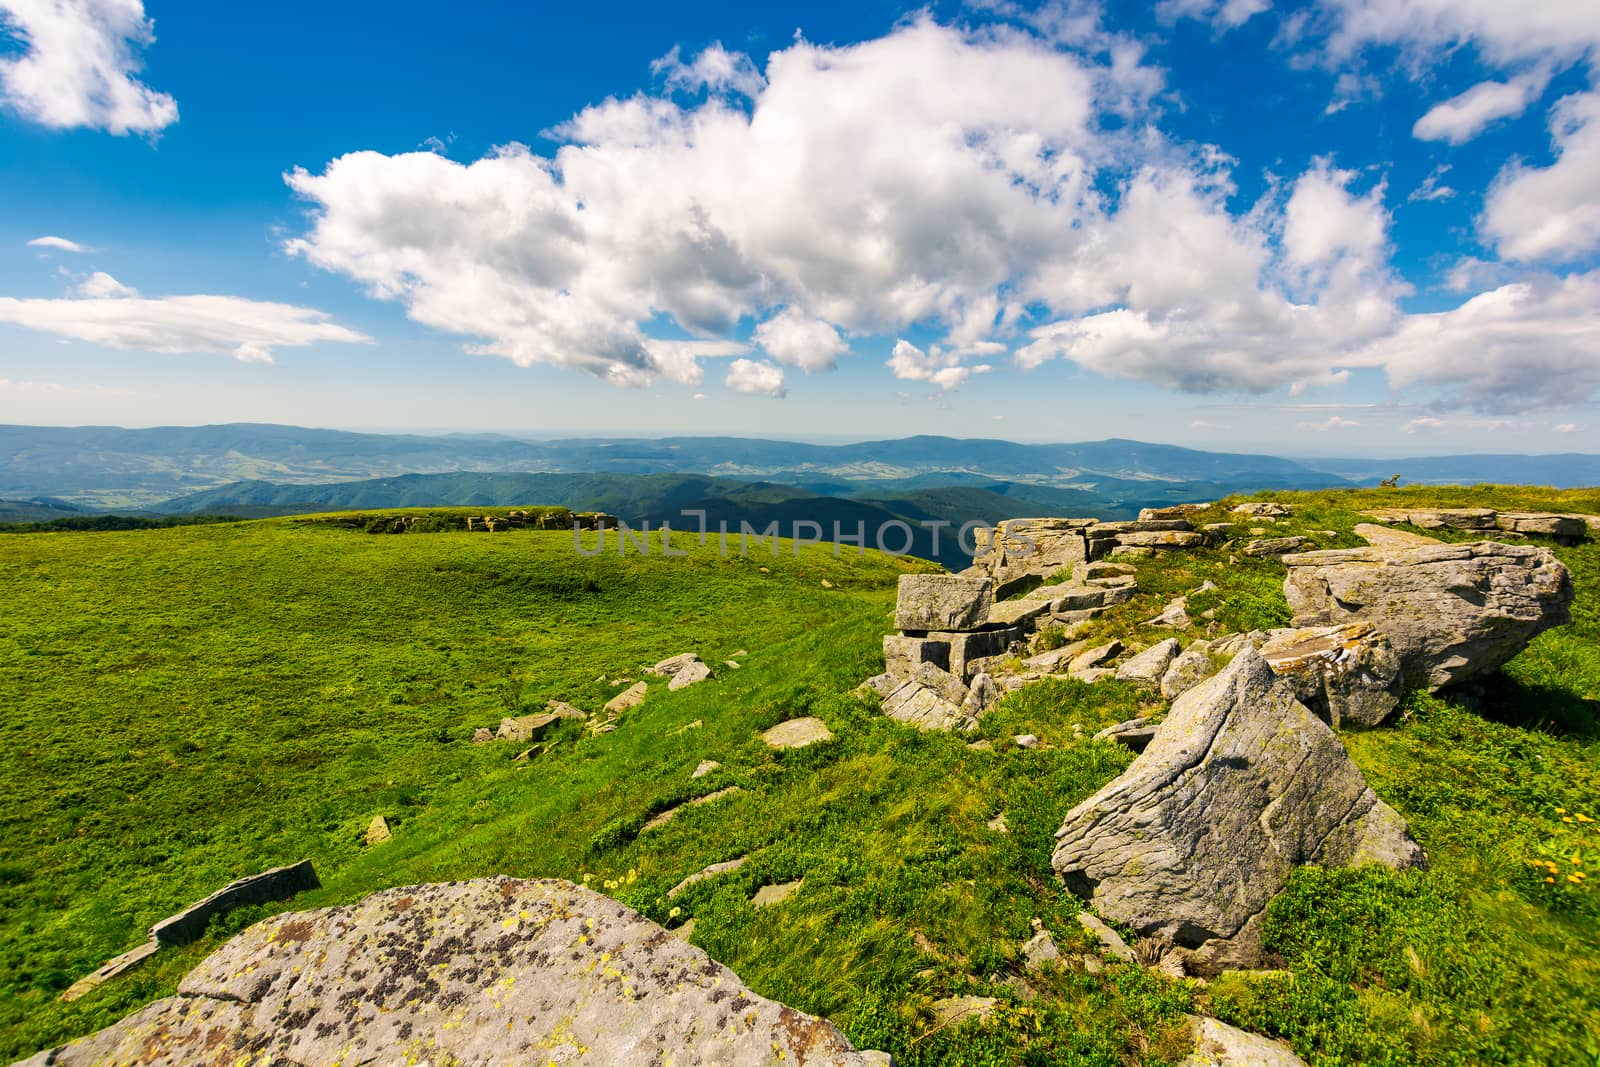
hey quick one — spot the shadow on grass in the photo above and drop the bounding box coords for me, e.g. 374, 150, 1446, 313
1475, 673, 1600, 739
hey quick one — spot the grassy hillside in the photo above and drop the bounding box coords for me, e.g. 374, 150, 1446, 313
2, 487, 1598, 1064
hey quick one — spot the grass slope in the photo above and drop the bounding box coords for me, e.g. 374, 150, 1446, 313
2, 485, 1598, 1064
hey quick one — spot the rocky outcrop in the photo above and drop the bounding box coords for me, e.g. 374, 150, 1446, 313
1052, 652, 1425, 967
1115, 638, 1181, 686
1259, 623, 1403, 728
1231, 502, 1291, 517
150, 860, 320, 948
1282, 541, 1573, 689
1243, 536, 1309, 558
895, 574, 994, 632
1361, 507, 1589, 541
970, 518, 1096, 592
21, 878, 884, 1067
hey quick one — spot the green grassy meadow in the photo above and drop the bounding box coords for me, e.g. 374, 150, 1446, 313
2, 489, 1599, 1065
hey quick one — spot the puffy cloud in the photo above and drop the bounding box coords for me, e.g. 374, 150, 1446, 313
1319, 0, 1600, 68
0, 0, 177, 133
287, 20, 1105, 390
1358, 271, 1600, 410
887, 339, 991, 391
1018, 162, 1404, 395
0, 278, 370, 363
753, 307, 848, 372
1282, 161, 1389, 269
1481, 91, 1600, 261
27, 234, 85, 252
724, 357, 786, 397
277, 15, 1592, 412
1413, 72, 1550, 144
1299, 415, 1361, 430
652, 42, 764, 97
75, 270, 134, 297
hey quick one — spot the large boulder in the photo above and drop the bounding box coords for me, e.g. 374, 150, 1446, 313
1052, 652, 1425, 967
1282, 541, 1573, 690
18, 878, 883, 1067
895, 574, 994, 632
1259, 623, 1403, 728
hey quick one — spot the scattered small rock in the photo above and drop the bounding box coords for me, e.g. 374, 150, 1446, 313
1068, 640, 1123, 673
1077, 912, 1136, 962
762, 717, 835, 748
691, 759, 720, 779
471, 727, 494, 744
1022, 926, 1061, 972
1232, 502, 1291, 517
364, 815, 391, 847
752, 880, 803, 908
1093, 716, 1157, 752
668, 856, 749, 899
1013, 734, 1039, 749
1182, 1015, 1309, 1066
1115, 638, 1181, 686
603, 681, 648, 715
1146, 596, 1192, 630
930, 995, 999, 1028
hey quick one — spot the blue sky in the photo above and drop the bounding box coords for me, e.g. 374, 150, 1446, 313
0, 0, 1597, 456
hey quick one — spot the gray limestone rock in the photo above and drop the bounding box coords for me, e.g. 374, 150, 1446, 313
895, 574, 994, 632
604, 680, 649, 715
1259, 623, 1404, 728
1115, 638, 1181, 686
1242, 536, 1310, 557
1282, 541, 1573, 690
19, 878, 883, 1067
1052, 652, 1426, 961
762, 717, 836, 748
1069, 640, 1124, 673
1160, 649, 1216, 701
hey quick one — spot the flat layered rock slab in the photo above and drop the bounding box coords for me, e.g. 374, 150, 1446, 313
19, 878, 882, 1067
762, 717, 835, 748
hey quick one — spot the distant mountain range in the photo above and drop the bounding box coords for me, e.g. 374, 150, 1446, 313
2, 423, 1596, 556
0, 422, 1376, 506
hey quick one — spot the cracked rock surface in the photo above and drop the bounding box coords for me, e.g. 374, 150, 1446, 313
1282, 541, 1572, 690
1051, 651, 1426, 961
17, 877, 880, 1067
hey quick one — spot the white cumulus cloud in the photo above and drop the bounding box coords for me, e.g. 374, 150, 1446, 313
0, 277, 371, 363
887, 339, 992, 391
1320, 0, 1600, 68
724, 357, 786, 397
284, 20, 1109, 391
0, 0, 177, 133
1357, 271, 1600, 411
1413, 72, 1550, 144
1481, 90, 1600, 262
753, 307, 848, 372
